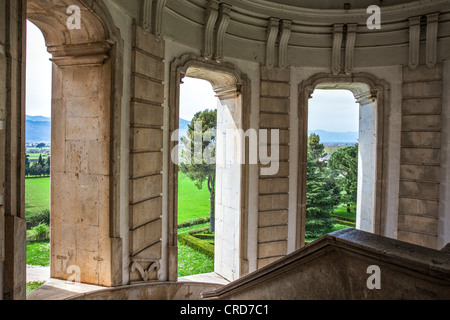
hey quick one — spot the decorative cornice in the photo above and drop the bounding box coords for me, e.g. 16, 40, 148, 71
233, 0, 450, 20
47, 40, 113, 67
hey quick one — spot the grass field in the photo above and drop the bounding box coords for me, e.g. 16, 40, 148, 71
25, 177, 50, 215
332, 203, 357, 221
26, 241, 50, 267
23, 172, 356, 280
178, 173, 212, 224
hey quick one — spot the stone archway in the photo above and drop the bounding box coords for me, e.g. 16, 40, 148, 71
297, 73, 391, 248
25, 0, 124, 288
168, 54, 251, 282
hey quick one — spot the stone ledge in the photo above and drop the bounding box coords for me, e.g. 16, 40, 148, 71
202, 228, 450, 300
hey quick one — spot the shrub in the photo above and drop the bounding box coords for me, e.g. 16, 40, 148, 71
27, 223, 50, 242
178, 217, 210, 229
178, 233, 214, 258
26, 209, 50, 229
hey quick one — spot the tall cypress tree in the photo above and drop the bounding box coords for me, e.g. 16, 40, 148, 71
305, 152, 335, 239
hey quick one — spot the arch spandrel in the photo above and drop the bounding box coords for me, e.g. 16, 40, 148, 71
27, 0, 113, 67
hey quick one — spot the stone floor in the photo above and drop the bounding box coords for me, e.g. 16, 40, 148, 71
27, 265, 50, 283
26, 272, 230, 300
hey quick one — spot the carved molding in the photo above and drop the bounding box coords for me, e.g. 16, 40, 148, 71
153, 0, 167, 38
130, 259, 161, 282
426, 13, 439, 68
215, 3, 232, 62
332, 24, 344, 75
142, 0, 167, 37
47, 41, 113, 67
266, 18, 280, 68
171, 53, 244, 94
278, 20, 292, 68
143, 0, 153, 34
345, 24, 357, 75
408, 16, 421, 70
203, 0, 220, 60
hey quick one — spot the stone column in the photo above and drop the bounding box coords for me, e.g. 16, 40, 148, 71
0, 0, 27, 300
49, 41, 115, 287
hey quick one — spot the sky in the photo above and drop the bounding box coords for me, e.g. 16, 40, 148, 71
26, 21, 52, 118
308, 89, 359, 133
179, 77, 218, 121
26, 20, 359, 133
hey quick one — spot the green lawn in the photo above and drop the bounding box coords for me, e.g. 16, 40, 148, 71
178, 173, 212, 224
25, 177, 50, 215
26, 241, 50, 267
333, 203, 357, 221
178, 238, 214, 277
177, 173, 215, 276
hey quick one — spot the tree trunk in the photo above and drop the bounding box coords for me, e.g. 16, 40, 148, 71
208, 174, 216, 233
347, 203, 351, 213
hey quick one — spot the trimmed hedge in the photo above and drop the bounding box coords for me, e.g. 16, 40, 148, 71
178, 217, 210, 229
178, 233, 215, 258
188, 227, 210, 235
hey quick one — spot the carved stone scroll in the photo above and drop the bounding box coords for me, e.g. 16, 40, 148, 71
332, 24, 344, 75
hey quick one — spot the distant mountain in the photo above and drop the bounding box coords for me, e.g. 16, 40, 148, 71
26, 115, 50, 123
26, 115, 51, 144
178, 119, 357, 146
308, 130, 358, 145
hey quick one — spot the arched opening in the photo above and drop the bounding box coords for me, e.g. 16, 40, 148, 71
177, 77, 218, 278
305, 89, 360, 243
24, 0, 120, 288
298, 74, 390, 247
25, 19, 52, 291
169, 56, 250, 282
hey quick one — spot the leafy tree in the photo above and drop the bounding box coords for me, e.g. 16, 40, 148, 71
329, 144, 359, 212
179, 109, 217, 232
36, 143, 46, 149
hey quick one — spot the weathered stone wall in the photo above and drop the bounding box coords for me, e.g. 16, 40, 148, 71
0, 0, 27, 300
129, 25, 165, 283
204, 229, 450, 300
50, 59, 114, 286
257, 67, 291, 269
397, 64, 444, 249
0, 0, 6, 301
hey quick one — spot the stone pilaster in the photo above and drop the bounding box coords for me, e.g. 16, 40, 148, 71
129, 25, 165, 283
257, 66, 290, 269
